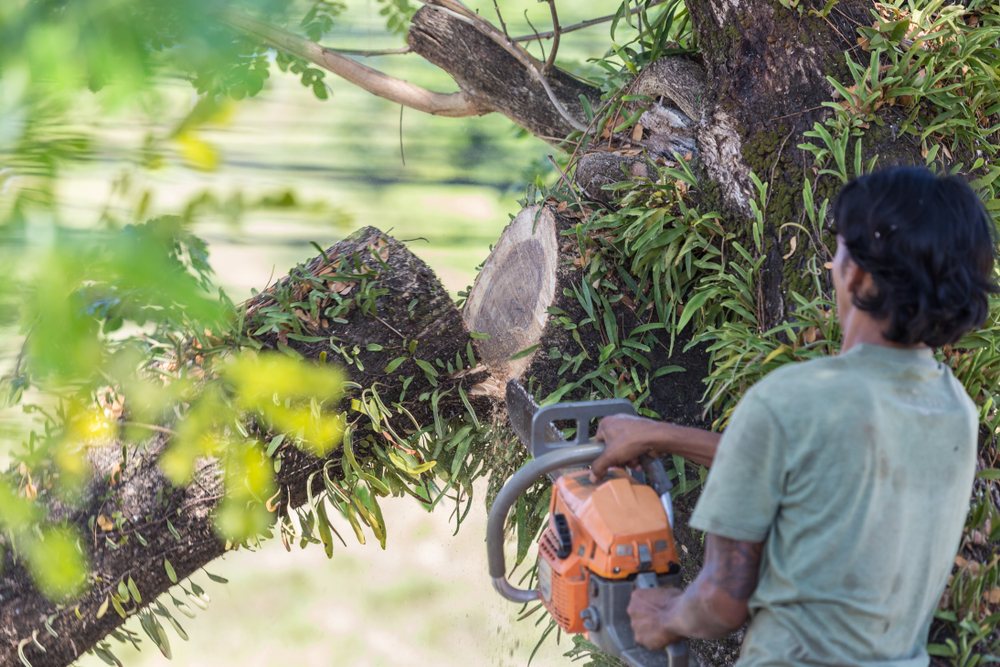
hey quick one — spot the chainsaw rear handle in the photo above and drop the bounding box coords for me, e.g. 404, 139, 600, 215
487, 443, 605, 602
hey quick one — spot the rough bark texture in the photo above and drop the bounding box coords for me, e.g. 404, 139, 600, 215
407, 5, 601, 142
0, 228, 495, 667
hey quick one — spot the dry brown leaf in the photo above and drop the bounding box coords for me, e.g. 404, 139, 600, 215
804, 327, 819, 345
557, 201, 568, 212
955, 554, 968, 567
24, 483, 37, 500
265, 489, 282, 513
823, 261, 834, 270
782, 236, 798, 260
97, 514, 114, 532
985, 588, 1000, 604
631, 123, 644, 143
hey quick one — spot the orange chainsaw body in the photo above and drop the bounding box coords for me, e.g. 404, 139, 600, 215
537, 468, 681, 633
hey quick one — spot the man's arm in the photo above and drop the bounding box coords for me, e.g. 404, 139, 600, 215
591, 415, 721, 478
628, 534, 763, 648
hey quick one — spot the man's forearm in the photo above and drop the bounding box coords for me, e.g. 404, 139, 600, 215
651, 422, 720, 468
647, 535, 759, 642
660, 576, 746, 639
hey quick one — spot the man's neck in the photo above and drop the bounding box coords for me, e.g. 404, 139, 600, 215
839, 309, 927, 354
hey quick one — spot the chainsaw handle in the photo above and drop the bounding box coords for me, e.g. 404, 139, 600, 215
486, 444, 606, 602
639, 454, 673, 498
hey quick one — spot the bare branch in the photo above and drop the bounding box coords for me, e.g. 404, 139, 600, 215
215, 6, 483, 118
326, 46, 413, 57
542, 0, 561, 74
492, 0, 510, 37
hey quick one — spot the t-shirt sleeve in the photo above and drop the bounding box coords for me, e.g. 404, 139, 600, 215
688, 390, 786, 543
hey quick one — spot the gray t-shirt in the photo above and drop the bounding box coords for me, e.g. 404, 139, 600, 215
689, 344, 977, 667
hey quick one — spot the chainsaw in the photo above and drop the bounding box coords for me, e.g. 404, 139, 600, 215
487, 381, 695, 667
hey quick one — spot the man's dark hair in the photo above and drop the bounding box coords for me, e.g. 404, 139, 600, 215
833, 166, 999, 347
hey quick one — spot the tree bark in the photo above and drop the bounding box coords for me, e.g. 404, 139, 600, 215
406, 5, 601, 141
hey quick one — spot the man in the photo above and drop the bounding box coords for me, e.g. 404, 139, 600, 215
590, 166, 997, 665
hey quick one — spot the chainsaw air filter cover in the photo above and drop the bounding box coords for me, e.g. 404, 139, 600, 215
537, 468, 681, 634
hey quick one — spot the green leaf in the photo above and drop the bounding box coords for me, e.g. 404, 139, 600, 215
414, 359, 438, 377
111, 595, 126, 618
509, 344, 539, 361
384, 357, 406, 373
127, 576, 142, 604
579, 94, 594, 122
164, 559, 177, 584
167, 519, 181, 541
469, 331, 491, 339
652, 365, 686, 378
975, 469, 1000, 480
204, 571, 229, 584
677, 289, 719, 332
265, 433, 285, 457
365, 343, 383, 351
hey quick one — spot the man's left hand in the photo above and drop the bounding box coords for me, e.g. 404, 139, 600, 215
628, 587, 685, 649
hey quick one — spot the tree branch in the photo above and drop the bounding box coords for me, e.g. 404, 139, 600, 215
214, 6, 484, 118
542, 0, 561, 74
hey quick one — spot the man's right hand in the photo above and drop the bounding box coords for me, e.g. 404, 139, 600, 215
591, 415, 722, 480
591, 414, 664, 482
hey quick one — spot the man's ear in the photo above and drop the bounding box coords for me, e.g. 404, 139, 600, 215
845, 256, 876, 300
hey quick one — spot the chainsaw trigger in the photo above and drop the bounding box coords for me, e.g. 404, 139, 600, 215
554, 513, 573, 559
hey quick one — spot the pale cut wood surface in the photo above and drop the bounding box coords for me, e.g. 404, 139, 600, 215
463, 205, 559, 384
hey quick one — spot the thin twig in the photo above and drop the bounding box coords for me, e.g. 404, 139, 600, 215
121, 422, 178, 436
547, 155, 586, 212
510, 0, 669, 43
543, 0, 561, 74
376, 315, 406, 339
769, 104, 825, 121
768, 128, 796, 198
524, 10, 547, 64
492, 0, 509, 37
325, 46, 413, 56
